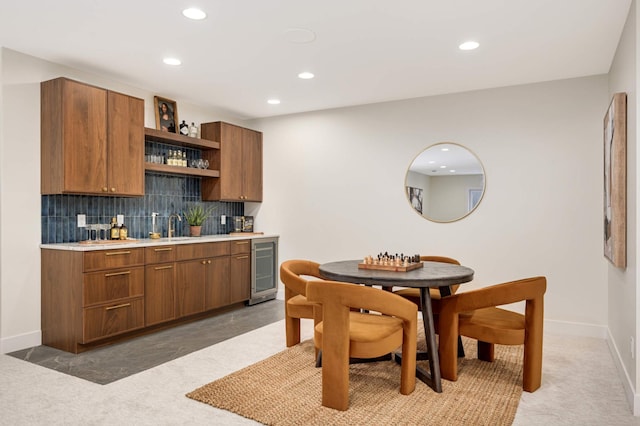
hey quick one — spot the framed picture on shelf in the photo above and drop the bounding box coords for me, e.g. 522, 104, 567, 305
603, 92, 627, 268
154, 96, 178, 133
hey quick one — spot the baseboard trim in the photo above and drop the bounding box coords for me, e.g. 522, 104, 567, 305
543, 318, 608, 338
1, 330, 41, 354
605, 327, 639, 415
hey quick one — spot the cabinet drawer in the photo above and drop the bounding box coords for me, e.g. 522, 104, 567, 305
83, 267, 144, 307
176, 241, 230, 261
231, 239, 251, 255
145, 245, 176, 264
83, 248, 144, 272
82, 297, 144, 343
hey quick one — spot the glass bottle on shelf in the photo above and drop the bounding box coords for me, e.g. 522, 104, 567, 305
182, 151, 187, 167
110, 217, 120, 240
190, 122, 198, 138
179, 120, 189, 136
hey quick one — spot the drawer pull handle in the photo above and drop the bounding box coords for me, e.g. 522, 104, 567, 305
154, 265, 173, 270
201, 260, 206, 265
154, 247, 173, 252
236, 256, 249, 259
105, 251, 131, 256
236, 241, 249, 245
104, 271, 131, 277
105, 303, 131, 311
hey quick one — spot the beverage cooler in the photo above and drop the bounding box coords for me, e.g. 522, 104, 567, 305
248, 237, 279, 305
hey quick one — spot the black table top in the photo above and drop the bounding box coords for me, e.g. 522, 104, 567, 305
319, 259, 474, 288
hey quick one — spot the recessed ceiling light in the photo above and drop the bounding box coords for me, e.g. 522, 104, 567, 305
284, 28, 316, 44
182, 8, 207, 20
163, 57, 181, 66
449, 170, 456, 173
441, 147, 450, 151
459, 41, 479, 51
440, 165, 447, 168
267, 99, 281, 105
298, 72, 314, 79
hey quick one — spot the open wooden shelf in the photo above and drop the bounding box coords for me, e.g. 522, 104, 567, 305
144, 127, 220, 150
144, 163, 220, 178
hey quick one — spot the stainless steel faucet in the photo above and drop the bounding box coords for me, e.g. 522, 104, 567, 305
168, 213, 182, 239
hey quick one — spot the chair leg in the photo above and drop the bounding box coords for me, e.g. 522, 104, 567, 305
477, 341, 495, 362
285, 316, 301, 347
399, 322, 417, 395
438, 314, 459, 381
523, 298, 544, 392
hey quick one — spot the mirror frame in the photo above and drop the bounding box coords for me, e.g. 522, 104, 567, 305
405, 142, 486, 223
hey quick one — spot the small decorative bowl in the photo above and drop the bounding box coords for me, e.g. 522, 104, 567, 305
149, 232, 161, 239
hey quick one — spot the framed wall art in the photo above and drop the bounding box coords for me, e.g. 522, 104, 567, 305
603, 92, 627, 268
407, 186, 423, 215
154, 96, 178, 133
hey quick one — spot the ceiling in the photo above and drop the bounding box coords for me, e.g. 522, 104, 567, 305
0, 0, 632, 120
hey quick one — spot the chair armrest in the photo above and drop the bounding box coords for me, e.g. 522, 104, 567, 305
280, 259, 321, 297
307, 280, 418, 323
440, 276, 546, 313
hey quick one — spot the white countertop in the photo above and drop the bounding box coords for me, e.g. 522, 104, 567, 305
40, 233, 279, 251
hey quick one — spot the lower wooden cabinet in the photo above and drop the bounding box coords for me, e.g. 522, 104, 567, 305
175, 259, 207, 317
145, 263, 176, 326
230, 240, 251, 304
82, 298, 144, 343
42, 239, 253, 354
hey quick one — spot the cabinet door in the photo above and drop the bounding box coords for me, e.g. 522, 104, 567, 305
205, 256, 231, 310
220, 123, 244, 200
241, 128, 263, 202
41, 78, 108, 194
230, 253, 251, 303
175, 259, 206, 317
107, 91, 144, 196
145, 263, 176, 326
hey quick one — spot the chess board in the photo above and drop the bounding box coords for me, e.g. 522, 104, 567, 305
358, 261, 423, 272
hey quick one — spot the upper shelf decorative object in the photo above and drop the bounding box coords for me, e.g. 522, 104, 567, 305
154, 96, 178, 133
603, 92, 627, 269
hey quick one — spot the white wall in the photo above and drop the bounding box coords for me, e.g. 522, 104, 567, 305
250, 75, 610, 333
607, 0, 639, 413
0, 48, 243, 352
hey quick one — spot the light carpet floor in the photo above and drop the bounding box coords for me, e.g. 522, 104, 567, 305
1, 319, 639, 425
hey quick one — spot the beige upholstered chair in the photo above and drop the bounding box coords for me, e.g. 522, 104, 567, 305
279, 259, 323, 348
393, 255, 461, 313
438, 276, 547, 392
306, 280, 418, 411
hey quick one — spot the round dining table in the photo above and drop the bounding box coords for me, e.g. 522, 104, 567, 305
319, 259, 475, 393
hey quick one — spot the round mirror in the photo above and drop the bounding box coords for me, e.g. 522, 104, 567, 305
405, 143, 485, 223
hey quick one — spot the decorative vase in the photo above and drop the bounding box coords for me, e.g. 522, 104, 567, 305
189, 225, 202, 237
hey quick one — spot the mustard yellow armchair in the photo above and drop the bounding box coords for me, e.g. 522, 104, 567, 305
279, 259, 323, 348
438, 276, 547, 392
307, 280, 418, 411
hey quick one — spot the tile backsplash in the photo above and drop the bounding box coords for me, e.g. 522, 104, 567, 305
41, 173, 243, 244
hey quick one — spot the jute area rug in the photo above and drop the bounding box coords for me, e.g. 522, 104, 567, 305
187, 336, 524, 425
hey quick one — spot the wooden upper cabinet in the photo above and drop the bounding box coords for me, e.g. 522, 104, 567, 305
41, 77, 144, 196
200, 121, 263, 202
107, 91, 144, 196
